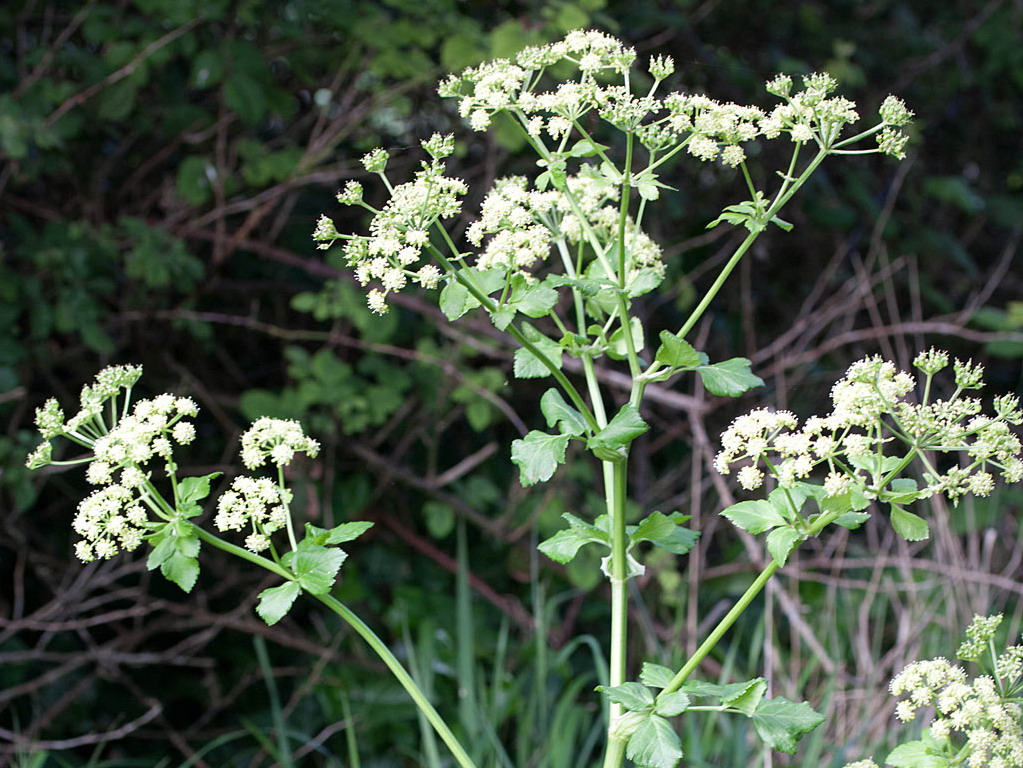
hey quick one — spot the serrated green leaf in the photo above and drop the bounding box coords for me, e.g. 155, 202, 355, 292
720, 500, 786, 534
513, 330, 564, 379
640, 662, 675, 689
697, 358, 763, 397
568, 139, 609, 157
884, 740, 950, 768
722, 678, 767, 716
654, 692, 691, 717
538, 527, 605, 564
178, 472, 222, 504
680, 679, 765, 701
632, 511, 678, 543
256, 581, 301, 626
510, 277, 559, 318
886, 477, 921, 504
751, 697, 826, 754
608, 316, 645, 358
540, 388, 589, 436
491, 307, 515, 330
510, 430, 571, 486
161, 549, 200, 593
766, 527, 802, 566
285, 542, 346, 595
833, 511, 871, 530
626, 714, 683, 768
323, 521, 373, 545
598, 682, 655, 711
655, 331, 702, 368
587, 404, 649, 462
890, 504, 930, 541
767, 485, 811, 520
440, 280, 477, 320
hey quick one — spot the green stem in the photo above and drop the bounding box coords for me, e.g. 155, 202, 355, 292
659, 562, 780, 696
315, 594, 480, 768
602, 736, 627, 768
657, 508, 841, 698
674, 149, 828, 341
192, 525, 480, 768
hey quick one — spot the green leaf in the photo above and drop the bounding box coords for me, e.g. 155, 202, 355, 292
626, 714, 683, 768
766, 527, 803, 566
178, 472, 222, 504
510, 430, 571, 486
680, 678, 766, 702
424, 501, 455, 538
513, 329, 564, 379
586, 404, 649, 462
655, 331, 702, 368
722, 678, 767, 716
751, 698, 826, 754
304, 521, 371, 546
440, 280, 476, 321
890, 504, 930, 541
568, 139, 609, 157
654, 692, 691, 717
885, 740, 950, 768
608, 316, 644, 359
490, 306, 515, 330
284, 542, 347, 595
538, 526, 605, 564
720, 500, 786, 534
886, 477, 921, 504
256, 581, 301, 626
833, 511, 871, 530
598, 682, 655, 712
509, 277, 558, 318
540, 388, 589, 436
147, 524, 201, 592
632, 511, 679, 543
697, 358, 764, 397
640, 662, 675, 689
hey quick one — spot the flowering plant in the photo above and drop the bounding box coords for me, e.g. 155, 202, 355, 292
26, 30, 1021, 768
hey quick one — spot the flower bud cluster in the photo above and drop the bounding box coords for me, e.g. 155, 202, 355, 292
214, 476, 291, 553
715, 351, 1023, 504
240, 417, 320, 471
25, 365, 202, 563
316, 134, 466, 314
889, 617, 1023, 768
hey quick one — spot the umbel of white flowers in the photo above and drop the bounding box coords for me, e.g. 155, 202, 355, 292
26, 365, 320, 562
313, 29, 912, 314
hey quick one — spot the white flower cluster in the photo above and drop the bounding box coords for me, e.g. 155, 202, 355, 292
467, 177, 554, 274
240, 417, 320, 470
439, 31, 909, 170
890, 617, 1023, 768
714, 351, 1023, 503
316, 135, 464, 314
72, 484, 149, 562
25, 365, 204, 563
214, 476, 291, 553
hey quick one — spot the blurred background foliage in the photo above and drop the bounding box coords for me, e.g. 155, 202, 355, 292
1, 0, 1022, 765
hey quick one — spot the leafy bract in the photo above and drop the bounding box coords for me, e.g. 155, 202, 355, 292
513, 327, 564, 379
